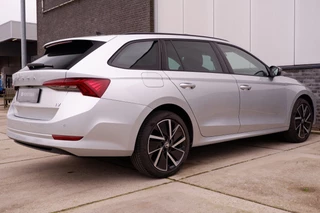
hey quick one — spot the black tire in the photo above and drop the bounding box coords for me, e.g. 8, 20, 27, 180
131, 111, 191, 178
283, 98, 313, 143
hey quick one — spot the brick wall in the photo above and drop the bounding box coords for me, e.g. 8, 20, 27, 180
37, 0, 154, 55
282, 69, 320, 130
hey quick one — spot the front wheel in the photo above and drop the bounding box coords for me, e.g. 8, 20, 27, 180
283, 98, 313, 143
131, 111, 191, 178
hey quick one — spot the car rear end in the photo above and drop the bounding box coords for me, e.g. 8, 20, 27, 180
7, 36, 149, 156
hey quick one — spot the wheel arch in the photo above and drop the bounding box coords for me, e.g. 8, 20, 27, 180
297, 93, 316, 124
155, 104, 193, 146
139, 104, 195, 147
283, 93, 315, 142
299, 94, 314, 113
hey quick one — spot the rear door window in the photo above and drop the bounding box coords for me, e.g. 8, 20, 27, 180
165, 41, 183, 70
23, 40, 104, 70
167, 40, 222, 73
110, 40, 160, 70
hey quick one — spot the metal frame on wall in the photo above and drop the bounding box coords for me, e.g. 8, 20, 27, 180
41, 0, 77, 13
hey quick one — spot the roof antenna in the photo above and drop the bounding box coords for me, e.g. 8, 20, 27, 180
96, 31, 102, 36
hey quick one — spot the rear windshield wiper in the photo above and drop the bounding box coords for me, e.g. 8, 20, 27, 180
27, 63, 54, 70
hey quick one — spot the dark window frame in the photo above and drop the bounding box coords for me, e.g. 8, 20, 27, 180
108, 39, 162, 71
160, 40, 185, 71
161, 39, 229, 74
214, 42, 271, 77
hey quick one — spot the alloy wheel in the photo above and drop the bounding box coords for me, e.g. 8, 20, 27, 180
148, 119, 187, 172
294, 103, 312, 138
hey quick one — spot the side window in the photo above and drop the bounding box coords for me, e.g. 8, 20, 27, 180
165, 41, 183, 70
167, 40, 222, 73
218, 44, 268, 76
111, 40, 159, 70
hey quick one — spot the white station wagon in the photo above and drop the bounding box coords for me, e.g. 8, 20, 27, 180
7, 33, 316, 177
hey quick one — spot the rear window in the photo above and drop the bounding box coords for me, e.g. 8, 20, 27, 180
109, 40, 160, 70
23, 40, 104, 70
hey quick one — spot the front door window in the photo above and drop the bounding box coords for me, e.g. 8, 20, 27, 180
218, 44, 268, 77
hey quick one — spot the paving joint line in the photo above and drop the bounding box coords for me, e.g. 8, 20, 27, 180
177, 180, 294, 213
0, 138, 14, 142
237, 143, 283, 151
52, 180, 174, 213
238, 139, 320, 152
178, 139, 320, 181
0, 155, 58, 165
284, 140, 320, 151
102, 140, 320, 182
178, 151, 283, 180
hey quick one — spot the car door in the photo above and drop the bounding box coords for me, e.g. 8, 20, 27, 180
217, 43, 288, 133
162, 40, 240, 137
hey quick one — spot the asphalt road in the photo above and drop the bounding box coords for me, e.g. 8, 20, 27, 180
1, 107, 319, 213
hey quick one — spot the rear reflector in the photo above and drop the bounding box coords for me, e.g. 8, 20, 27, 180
52, 135, 83, 141
43, 78, 110, 98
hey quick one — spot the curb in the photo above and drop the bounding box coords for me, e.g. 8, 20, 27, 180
311, 130, 320, 134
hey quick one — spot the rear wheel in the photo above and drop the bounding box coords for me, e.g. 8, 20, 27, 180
131, 111, 190, 178
284, 98, 313, 143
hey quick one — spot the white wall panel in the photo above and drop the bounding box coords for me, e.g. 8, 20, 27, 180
184, 0, 213, 36
155, 0, 320, 65
214, 0, 250, 51
295, 0, 320, 64
156, 0, 184, 33
251, 0, 294, 66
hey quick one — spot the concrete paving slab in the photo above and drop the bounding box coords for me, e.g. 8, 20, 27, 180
0, 125, 7, 133
0, 156, 170, 213
0, 139, 55, 164
0, 110, 8, 116
0, 120, 7, 126
0, 114, 8, 118
0, 115, 7, 119
0, 132, 8, 140
66, 182, 289, 213
171, 139, 281, 180
183, 151, 320, 213
172, 135, 320, 180
237, 134, 320, 151
290, 141, 320, 156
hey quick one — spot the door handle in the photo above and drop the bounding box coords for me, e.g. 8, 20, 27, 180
180, 83, 196, 89
240, 85, 252, 90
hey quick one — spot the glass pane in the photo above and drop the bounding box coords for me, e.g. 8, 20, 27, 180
112, 41, 159, 70
218, 44, 268, 76
202, 55, 216, 71
23, 40, 102, 70
165, 41, 183, 70
168, 57, 181, 70
225, 52, 256, 69
171, 41, 222, 73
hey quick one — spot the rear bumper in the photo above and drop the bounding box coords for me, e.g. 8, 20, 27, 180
7, 128, 133, 156
14, 140, 74, 155
7, 98, 152, 157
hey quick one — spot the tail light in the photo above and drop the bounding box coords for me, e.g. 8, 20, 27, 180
43, 78, 110, 98
52, 135, 83, 141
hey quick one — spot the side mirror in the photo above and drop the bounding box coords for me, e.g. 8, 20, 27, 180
269, 66, 282, 77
